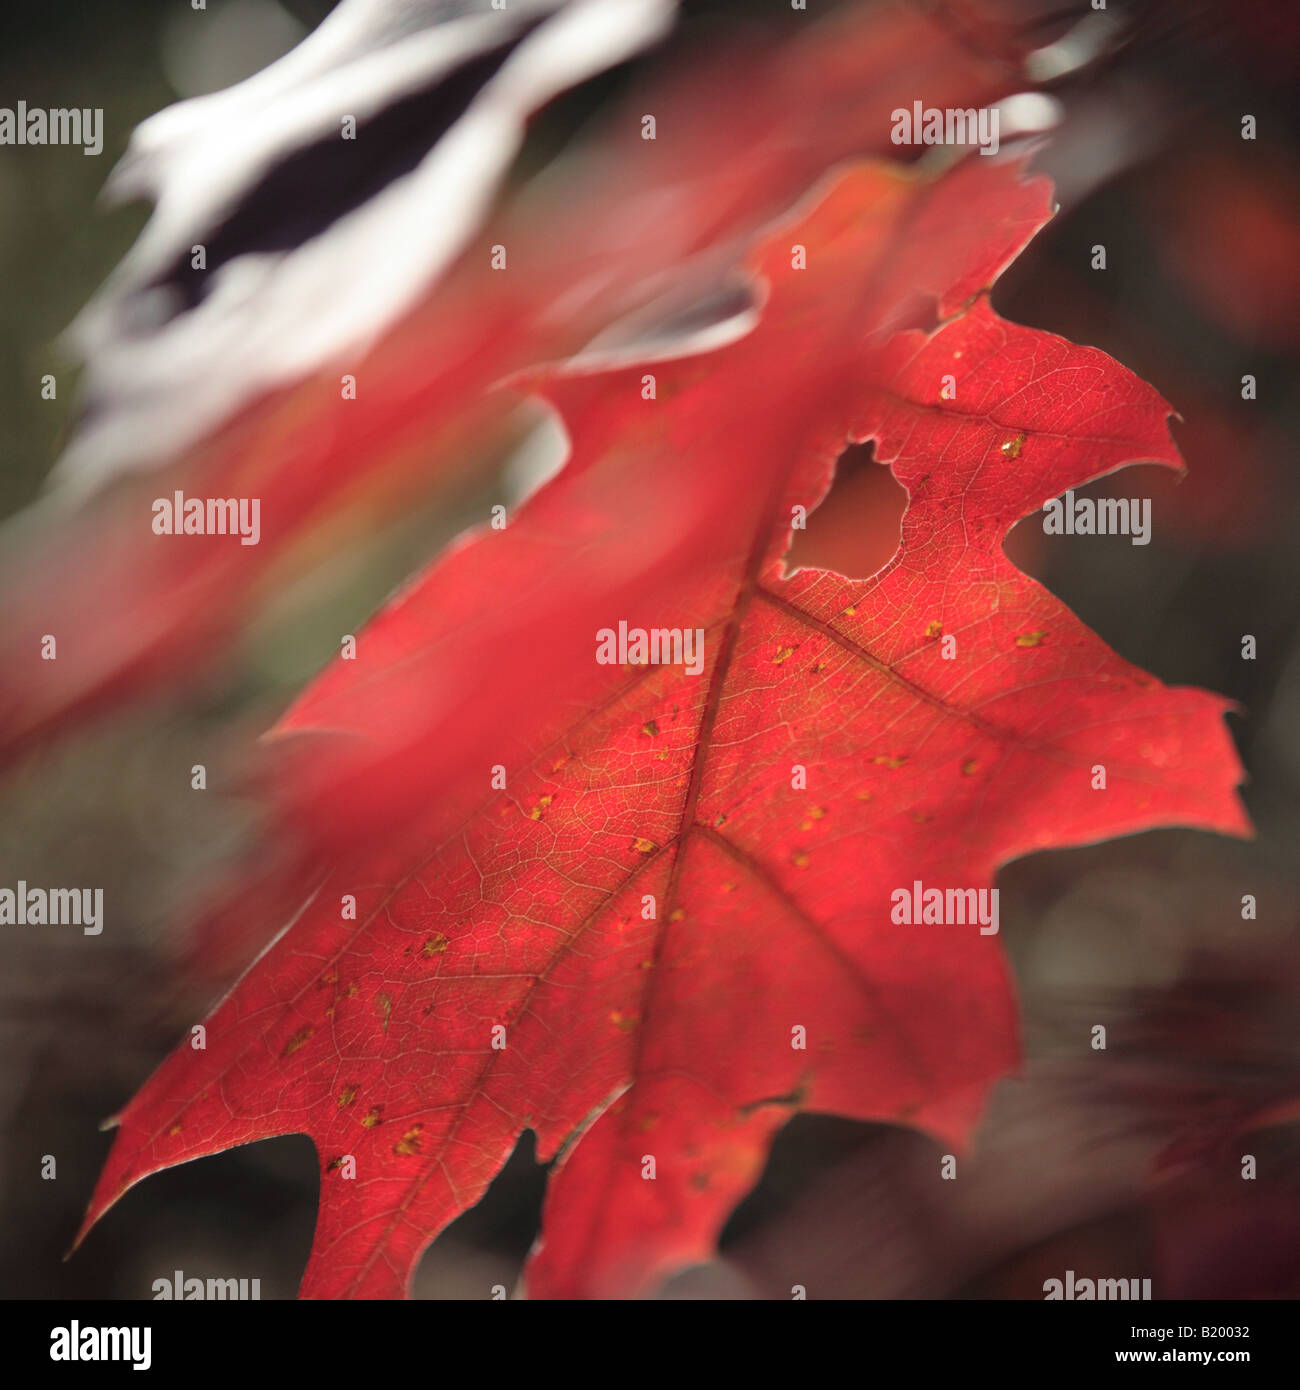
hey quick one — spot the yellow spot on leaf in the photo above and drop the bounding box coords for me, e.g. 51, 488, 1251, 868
420, 934, 450, 957
641, 720, 659, 737
527, 794, 554, 821
361, 1107, 383, 1129
1000, 433, 1026, 460
282, 1026, 313, 1058
772, 645, 795, 665
393, 1125, 424, 1157
1016, 630, 1045, 647
632, 837, 656, 854
925, 620, 943, 638
873, 755, 906, 769
962, 759, 980, 776
337, 1085, 357, 1108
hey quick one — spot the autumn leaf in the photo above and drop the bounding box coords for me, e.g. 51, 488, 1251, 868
76, 154, 1247, 1299
0, 0, 1022, 762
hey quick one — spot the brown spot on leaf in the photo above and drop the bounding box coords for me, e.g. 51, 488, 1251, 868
361, 1106, 383, 1129
393, 1125, 424, 1157
337, 1085, 358, 1109
282, 1026, 313, 1058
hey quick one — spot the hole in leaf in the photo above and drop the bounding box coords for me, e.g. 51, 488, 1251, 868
785, 441, 908, 580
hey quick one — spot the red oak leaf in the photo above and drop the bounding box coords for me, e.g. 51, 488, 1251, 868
76, 155, 1247, 1299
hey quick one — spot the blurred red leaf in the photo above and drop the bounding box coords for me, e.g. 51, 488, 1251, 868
0, 0, 1025, 762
